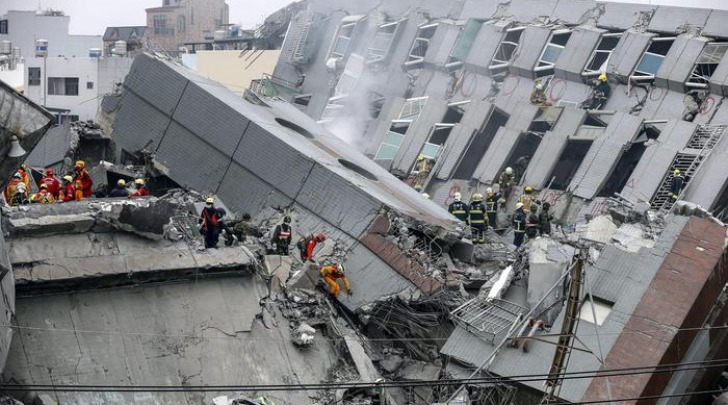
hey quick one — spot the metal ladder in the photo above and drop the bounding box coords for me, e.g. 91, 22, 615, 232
289, 15, 312, 64
652, 125, 726, 210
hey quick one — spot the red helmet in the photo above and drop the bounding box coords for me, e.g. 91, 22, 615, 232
318, 233, 326, 241
46, 168, 54, 176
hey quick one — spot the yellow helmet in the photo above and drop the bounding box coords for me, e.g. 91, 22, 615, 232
472, 193, 483, 202
524, 186, 533, 193
673, 169, 680, 175
117, 179, 126, 186
135, 178, 145, 185
516, 202, 524, 210
63, 175, 73, 182
417, 155, 425, 161
598, 74, 607, 81
75, 160, 85, 168
206, 197, 214, 205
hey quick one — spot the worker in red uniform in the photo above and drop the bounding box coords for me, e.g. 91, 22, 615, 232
59, 175, 77, 202
41, 168, 61, 199
73, 160, 93, 198
198, 197, 221, 248
130, 179, 149, 197
298, 233, 326, 262
320, 263, 351, 297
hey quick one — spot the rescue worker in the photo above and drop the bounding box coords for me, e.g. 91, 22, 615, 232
499, 167, 516, 199
519, 186, 539, 213
232, 213, 255, 242
525, 204, 540, 240
448, 192, 469, 223
4, 172, 23, 204
59, 175, 77, 202
198, 197, 221, 249
298, 233, 326, 262
320, 263, 351, 297
216, 207, 236, 246
539, 202, 553, 236
413, 155, 431, 192
108, 179, 129, 198
130, 179, 149, 197
17, 164, 30, 193
41, 168, 61, 199
485, 188, 502, 229
670, 169, 684, 200
30, 183, 55, 204
515, 155, 531, 181
271, 216, 293, 255
584, 74, 611, 110
73, 160, 93, 198
512, 202, 527, 248
530, 83, 550, 106
10, 183, 29, 206
469, 193, 488, 244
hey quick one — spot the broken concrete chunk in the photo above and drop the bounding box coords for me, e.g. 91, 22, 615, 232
378, 354, 404, 374
293, 322, 316, 347
577, 215, 617, 244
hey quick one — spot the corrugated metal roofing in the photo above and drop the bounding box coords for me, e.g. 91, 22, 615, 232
24, 124, 72, 169
440, 216, 689, 402
524, 108, 583, 189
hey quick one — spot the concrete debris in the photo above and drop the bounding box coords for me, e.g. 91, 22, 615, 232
611, 223, 655, 252
292, 322, 316, 347
377, 354, 404, 374
0, 397, 23, 405
33, 395, 58, 405
480, 265, 515, 301
528, 238, 573, 325
576, 215, 618, 245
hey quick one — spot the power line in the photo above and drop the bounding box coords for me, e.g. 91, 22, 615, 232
545, 389, 723, 405
2, 358, 727, 393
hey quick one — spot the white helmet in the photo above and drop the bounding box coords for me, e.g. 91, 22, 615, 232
422, 193, 430, 199
454, 192, 462, 202
486, 187, 493, 194
505, 167, 514, 175
535, 83, 544, 91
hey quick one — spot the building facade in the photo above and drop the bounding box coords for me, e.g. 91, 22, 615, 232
0, 10, 102, 60
102, 26, 147, 57
24, 56, 134, 122
145, 0, 229, 53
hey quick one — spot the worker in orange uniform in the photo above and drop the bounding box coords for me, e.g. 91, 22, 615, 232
41, 168, 61, 199
320, 263, 351, 297
130, 179, 149, 197
73, 160, 93, 198
59, 175, 77, 202
4, 172, 23, 204
17, 164, 30, 192
30, 183, 55, 204
298, 233, 326, 262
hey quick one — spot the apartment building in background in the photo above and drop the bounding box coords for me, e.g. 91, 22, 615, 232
145, 0, 229, 53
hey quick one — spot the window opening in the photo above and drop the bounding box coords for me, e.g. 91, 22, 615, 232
598, 123, 661, 197
28, 67, 41, 86
490, 27, 524, 77
528, 107, 562, 133
0, 20, 8, 35
583, 32, 622, 77
535, 30, 571, 78
153, 15, 173, 36
399, 97, 428, 120
47, 77, 79, 96
578, 296, 613, 326
368, 91, 386, 119
330, 17, 363, 59
501, 131, 543, 184
631, 37, 675, 82
446, 19, 484, 74
373, 122, 410, 168
547, 140, 593, 190
405, 23, 438, 68
453, 108, 510, 180
583, 113, 608, 128
366, 20, 403, 64
686, 43, 728, 89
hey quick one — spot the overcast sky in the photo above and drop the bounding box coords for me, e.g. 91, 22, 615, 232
1, 0, 728, 36
0, 0, 297, 35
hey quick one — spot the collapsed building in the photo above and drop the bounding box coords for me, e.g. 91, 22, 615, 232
2, 1, 728, 404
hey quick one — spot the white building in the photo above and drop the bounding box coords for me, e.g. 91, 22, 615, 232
0, 10, 102, 60
24, 56, 134, 122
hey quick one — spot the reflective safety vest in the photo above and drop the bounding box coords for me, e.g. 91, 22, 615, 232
469, 202, 487, 225
513, 210, 527, 233
448, 201, 469, 221
277, 224, 292, 242
486, 194, 500, 213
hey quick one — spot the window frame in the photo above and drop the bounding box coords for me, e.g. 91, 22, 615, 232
366, 20, 404, 64
28, 67, 41, 86
47, 77, 79, 96
445, 19, 484, 74
404, 23, 439, 67
582, 32, 623, 77
535, 29, 572, 78
685, 42, 728, 89
489, 26, 525, 74
630, 36, 676, 82
329, 17, 363, 59
0, 20, 8, 35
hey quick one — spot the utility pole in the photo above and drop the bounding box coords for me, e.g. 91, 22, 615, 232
541, 248, 586, 404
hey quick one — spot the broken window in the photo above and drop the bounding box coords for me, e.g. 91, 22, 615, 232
373, 122, 410, 168
366, 20, 403, 64
47, 77, 79, 96
405, 23, 438, 68
686, 42, 728, 89
578, 296, 613, 326
583, 32, 622, 77
490, 27, 524, 77
399, 96, 428, 120
333, 53, 364, 98
631, 37, 675, 81
330, 16, 363, 59
583, 113, 608, 128
598, 123, 661, 197
368, 91, 386, 119
528, 106, 562, 134
501, 131, 543, 183
28, 67, 40, 86
453, 108, 509, 180
547, 140, 593, 190
535, 30, 571, 78
445, 19, 484, 74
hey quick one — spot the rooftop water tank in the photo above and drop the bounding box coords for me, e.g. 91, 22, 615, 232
213, 30, 226, 41
11, 47, 21, 59
112, 40, 127, 56
0, 41, 11, 55
35, 39, 48, 57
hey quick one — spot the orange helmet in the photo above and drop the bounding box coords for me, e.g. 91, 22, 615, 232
75, 160, 85, 168
318, 233, 326, 241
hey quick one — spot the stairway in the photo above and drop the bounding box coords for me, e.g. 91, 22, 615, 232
651, 125, 726, 210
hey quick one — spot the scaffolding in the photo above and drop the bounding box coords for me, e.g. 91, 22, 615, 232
451, 298, 525, 345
